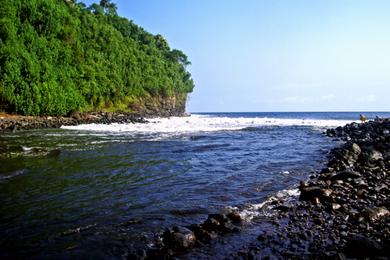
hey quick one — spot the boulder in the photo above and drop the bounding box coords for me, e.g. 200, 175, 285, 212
299, 186, 332, 202
362, 207, 390, 221
208, 214, 230, 223
188, 224, 217, 242
202, 217, 221, 232
163, 226, 196, 251
202, 215, 240, 233
226, 211, 243, 223
350, 143, 361, 155
330, 170, 361, 181
368, 150, 383, 161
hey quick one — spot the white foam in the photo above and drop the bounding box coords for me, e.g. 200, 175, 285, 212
22, 146, 34, 151
0, 169, 25, 182
275, 188, 300, 198
227, 188, 300, 221
61, 114, 355, 134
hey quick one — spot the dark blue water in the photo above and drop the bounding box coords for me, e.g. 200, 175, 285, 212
0, 112, 389, 258
198, 111, 390, 120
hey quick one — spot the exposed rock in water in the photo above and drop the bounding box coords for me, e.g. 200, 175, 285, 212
226, 211, 243, 223
299, 186, 332, 202
162, 226, 196, 251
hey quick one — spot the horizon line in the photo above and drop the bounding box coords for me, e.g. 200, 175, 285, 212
189, 111, 390, 113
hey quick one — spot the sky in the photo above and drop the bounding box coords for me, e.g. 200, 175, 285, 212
83, 0, 390, 112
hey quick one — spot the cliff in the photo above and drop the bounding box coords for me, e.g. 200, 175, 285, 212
129, 94, 187, 117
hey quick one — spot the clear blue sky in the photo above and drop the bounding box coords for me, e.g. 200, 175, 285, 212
83, 0, 390, 112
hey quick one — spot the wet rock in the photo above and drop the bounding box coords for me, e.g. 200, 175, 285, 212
367, 150, 383, 161
202, 215, 241, 233
299, 186, 332, 202
10, 125, 17, 133
162, 226, 196, 251
331, 203, 341, 211
330, 170, 361, 181
350, 143, 361, 155
344, 235, 384, 257
202, 217, 221, 232
221, 222, 241, 233
187, 224, 217, 243
208, 213, 230, 224
273, 205, 290, 212
226, 211, 243, 223
362, 207, 390, 221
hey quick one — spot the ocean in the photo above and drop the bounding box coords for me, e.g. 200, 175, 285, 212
1, 112, 389, 258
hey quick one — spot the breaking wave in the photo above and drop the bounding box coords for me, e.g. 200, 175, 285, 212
61, 114, 355, 133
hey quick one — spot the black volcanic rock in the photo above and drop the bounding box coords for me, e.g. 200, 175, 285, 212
162, 226, 196, 251
144, 118, 390, 259
232, 118, 390, 259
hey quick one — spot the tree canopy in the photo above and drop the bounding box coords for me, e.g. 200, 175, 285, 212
0, 0, 194, 115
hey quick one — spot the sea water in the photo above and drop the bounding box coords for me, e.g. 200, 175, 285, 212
0, 112, 389, 258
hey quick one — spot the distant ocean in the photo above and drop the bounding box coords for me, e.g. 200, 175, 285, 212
1, 112, 389, 258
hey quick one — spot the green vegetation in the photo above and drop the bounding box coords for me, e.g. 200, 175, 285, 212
0, 0, 194, 115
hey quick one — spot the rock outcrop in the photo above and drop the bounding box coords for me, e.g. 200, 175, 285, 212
0, 112, 147, 133
0, 94, 188, 133
129, 94, 187, 118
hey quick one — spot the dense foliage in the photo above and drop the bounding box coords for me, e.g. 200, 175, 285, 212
0, 0, 194, 115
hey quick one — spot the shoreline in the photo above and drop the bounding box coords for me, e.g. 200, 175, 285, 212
1, 114, 388, 258
0, 112, 150, 133
137, 118, 390, 259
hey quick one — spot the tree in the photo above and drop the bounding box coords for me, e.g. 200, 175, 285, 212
169, 49, 191, 66
88, 3, 103, 15
99, 0, 117, 15
64, 0, 76, 5
0, 0, 194, 115
155, 34, 169, 51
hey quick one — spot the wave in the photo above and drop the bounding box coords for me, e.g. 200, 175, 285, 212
0, 169, 26, 182
225, 188, 300, 222
61, 114, 355, 134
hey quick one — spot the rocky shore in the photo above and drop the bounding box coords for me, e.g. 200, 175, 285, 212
136, 118, 390, 259
0, 112, 147, 133
0, 93, 188, 133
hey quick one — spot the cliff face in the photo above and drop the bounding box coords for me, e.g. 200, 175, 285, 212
129, 94, 188, 117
